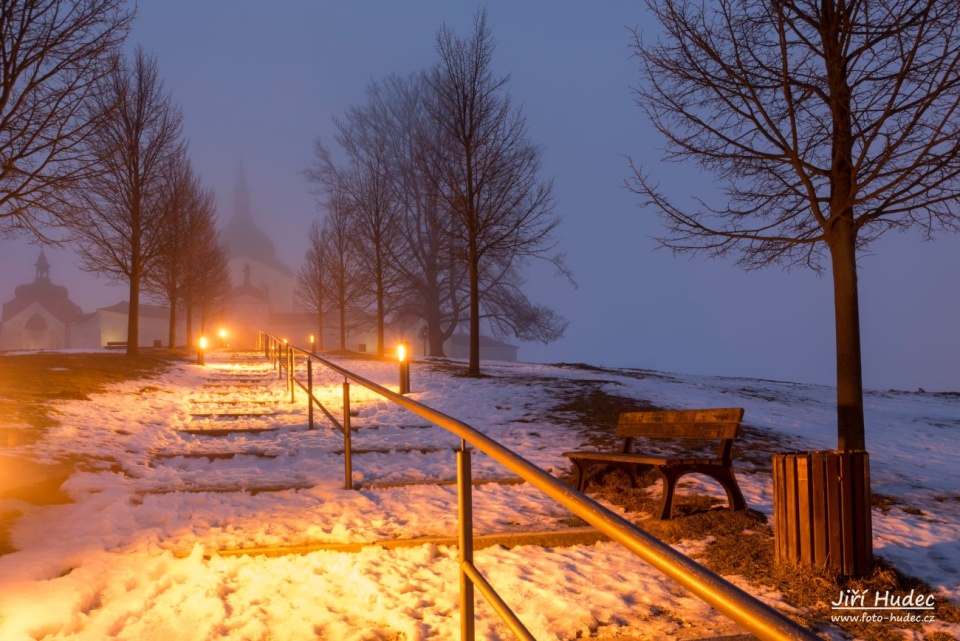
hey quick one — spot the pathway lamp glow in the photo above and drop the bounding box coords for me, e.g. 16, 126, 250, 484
398, 341, 410, 395
218, 327, 227, 348
198, 335, 207, 366
309, 334, 316, 355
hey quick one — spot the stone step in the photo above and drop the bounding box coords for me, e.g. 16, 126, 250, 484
151, 451, 278, 462
356, 476, 523, 490
178, 426, 279, 436
139, 481, 313, 496
180, 526, 609, 559
189, 411, 281, 418
0, 454, 71, 505
189, 400, 279, 405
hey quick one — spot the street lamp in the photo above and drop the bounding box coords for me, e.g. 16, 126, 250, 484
198, 335, 207, 366
398, 341, 410, 395
309, 334, 316, 355
218, 327, 227, 348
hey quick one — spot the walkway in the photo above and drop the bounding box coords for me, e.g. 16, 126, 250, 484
0, 347, 761, 640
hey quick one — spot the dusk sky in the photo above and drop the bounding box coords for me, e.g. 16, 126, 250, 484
1, 1, 957, 392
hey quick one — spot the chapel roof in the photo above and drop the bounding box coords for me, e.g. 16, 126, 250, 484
1, 250, 83, 324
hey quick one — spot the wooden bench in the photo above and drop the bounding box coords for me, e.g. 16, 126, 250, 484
105, 341, 127, 349
562, 407, 748, 520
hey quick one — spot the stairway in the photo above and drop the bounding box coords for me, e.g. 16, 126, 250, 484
128, 349, 591, 559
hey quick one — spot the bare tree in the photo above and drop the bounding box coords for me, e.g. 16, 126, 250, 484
317, 184, 361, 350
380, 74, 467, 357
295, 219, 328, 350
425, 10, 568, 375
70, 46, 185, 356
0, 0, 132, 239
629, 0, 960, 452
142, 152, 219, 348
182, 234, 229, 349
306, 102, 404, 356
480, 259, 567, 343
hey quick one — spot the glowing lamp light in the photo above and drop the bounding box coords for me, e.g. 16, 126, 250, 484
197, 335, 207, 366
219, 328, 226, 339
397, 341, 410, 394
199, 336, 208, 350
309, 334, 316, 354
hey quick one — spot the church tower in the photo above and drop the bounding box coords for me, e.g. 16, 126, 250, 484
220, 165, 295, 313
0, 250, 83, 350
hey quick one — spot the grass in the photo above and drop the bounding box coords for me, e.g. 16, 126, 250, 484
2, 352, 957, 638
551, 381, 960, 640
0, 350, 184, 556
0, 351, 182, 441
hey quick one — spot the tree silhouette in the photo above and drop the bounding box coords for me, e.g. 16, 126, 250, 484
425, 10, 567, 375
0, 0, 132, 239
630, 0, 960, 451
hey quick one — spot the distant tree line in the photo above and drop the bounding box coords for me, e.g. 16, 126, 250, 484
0, 0, 229, 356
300, 10, 571, 375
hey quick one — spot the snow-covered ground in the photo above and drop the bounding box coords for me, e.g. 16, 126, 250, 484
0, 350, 958, 640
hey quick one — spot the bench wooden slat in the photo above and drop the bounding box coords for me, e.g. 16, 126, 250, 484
617, 421, 740, 440
619, 408, 743, 424
559, 452, 718, 467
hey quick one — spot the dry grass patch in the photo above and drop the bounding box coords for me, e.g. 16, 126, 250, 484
568, 465, 960, 639
0, 350, 183, 556
0, 351, 181, 439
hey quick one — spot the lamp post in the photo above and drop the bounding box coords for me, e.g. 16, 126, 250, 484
218, 328, 227, 348
309, 334, 316, 355
398, 341, 410, 395
198, 336, 207, 366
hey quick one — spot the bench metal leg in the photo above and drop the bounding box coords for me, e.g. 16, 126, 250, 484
655, 465, 748, 520
570, 460, 641, 493
708, 465, 748, 513
656, 468, 679, 520
571, 459, 589, 492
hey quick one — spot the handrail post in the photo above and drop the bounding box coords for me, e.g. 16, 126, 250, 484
457, 443, 475, 641
343, 379, 353, 491
307, 358, 314, 430
289, 348, 295, 402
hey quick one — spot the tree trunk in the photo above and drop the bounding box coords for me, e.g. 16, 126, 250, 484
376, 288, 385, 357
126, 272, 140, 357
821, 0, 864, 450
467, 255, 480, 376
185, 299, 193, 349
167, 296, 177, 348
316, 283, 324, 350
426, 306, 446, 357
338, 290, 347, 350
829, 220, 866, 451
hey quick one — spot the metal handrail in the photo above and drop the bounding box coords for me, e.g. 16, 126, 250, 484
258, 333, 817, 641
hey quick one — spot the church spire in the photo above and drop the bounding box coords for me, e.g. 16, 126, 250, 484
35, 249, 50, 282
233, 161, 253, 223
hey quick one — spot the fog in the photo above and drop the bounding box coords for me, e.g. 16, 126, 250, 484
1, 1, 958, 391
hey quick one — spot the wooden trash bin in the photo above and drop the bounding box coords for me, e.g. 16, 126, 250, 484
772, 450, 873, 576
